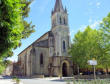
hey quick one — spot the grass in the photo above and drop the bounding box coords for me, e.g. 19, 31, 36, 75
12, 76, 20, 84
72, 80, 110, 84
66, 77, 110, 84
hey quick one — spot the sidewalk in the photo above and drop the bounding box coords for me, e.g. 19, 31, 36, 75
0, 79, 23, 84
0, 75, 23, 84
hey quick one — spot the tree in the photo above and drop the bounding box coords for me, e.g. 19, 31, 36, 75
0, 0, 24, 58
69, 26, 102, 74
69, 13, 110, 75
0, 0, 35, 74
100, 13, 110, 38
21, 0, 35, 39
99, 13, 110, 75
0, 0, 35, 58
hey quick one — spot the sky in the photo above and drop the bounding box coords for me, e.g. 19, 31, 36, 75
8, 0, 110, 62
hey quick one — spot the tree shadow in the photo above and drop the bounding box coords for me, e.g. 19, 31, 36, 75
0, 75, 31, 79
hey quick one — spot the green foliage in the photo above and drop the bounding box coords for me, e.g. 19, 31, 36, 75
100, 13, 110, 37
12, 76, 20, 84
0, 0, 24, 57
22, 21, 35, 39
0, 65, 5, 74
16, 78, 20, 84
69, 26, 102, 68
99, 13, 110, 69
21, 0, 35, 39
69, 12, 110, 70
0, 0, 35, 73
71, 79, 110, 84
0, 0, 35, 58
0, 59, 6, 74
0, 57, 12, 74
66, 77, 110, 84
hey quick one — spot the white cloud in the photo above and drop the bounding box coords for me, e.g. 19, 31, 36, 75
90, 20, 101, 29
96, 2, 101, 8
70, 30, 74, 36
88, 1, 101, 8
79, 25, 87, 31
79, 20, 101, 31
88, 18, 93, 23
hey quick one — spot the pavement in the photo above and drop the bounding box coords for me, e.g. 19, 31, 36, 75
0, 79, 23, 84
0, 75, 23, 84
21, 77, 73, 84
0, 75, 73, 84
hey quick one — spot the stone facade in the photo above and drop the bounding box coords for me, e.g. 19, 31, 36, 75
17, 0, 73, 77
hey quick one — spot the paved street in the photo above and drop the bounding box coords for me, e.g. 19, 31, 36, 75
0, 79, 23, 84
21, 77, 73, 84
0, 75, 23, 84
0, 75, 73, 84
0, 76, 73, 84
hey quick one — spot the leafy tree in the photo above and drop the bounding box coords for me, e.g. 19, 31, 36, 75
0, 0, 35, 58
0, 0, 24, 58
100, 13, 110, 38
0, 0, 35, 73
21, 0, 35, 39
69, 13, 110, 75
69, 26, 102, 74
99, 13, 110, 75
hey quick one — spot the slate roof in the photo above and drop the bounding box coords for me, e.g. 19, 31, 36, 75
36, 39, 49, 48
18, 31, 54, 56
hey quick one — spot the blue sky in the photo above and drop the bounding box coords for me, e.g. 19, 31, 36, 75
8, 0, 110, 61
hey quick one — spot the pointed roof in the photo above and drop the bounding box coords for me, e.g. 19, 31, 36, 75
54, 0, 64, 13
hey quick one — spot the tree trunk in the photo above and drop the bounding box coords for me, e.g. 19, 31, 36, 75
105, 65, 108, 76
77, 66, 80, 75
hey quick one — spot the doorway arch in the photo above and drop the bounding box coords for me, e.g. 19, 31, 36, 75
62, 62, 67, 77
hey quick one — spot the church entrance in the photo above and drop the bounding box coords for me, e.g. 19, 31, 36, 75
62, 62, 68, 77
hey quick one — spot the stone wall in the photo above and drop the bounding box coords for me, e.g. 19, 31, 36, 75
50, 56, 73, 77
34, 47, 49, 76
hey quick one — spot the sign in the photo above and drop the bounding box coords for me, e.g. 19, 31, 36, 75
88, 60, 97, 65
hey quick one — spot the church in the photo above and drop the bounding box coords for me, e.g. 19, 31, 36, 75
16, 0, 73, 77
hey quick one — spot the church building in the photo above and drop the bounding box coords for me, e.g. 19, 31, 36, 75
17, 0, 73, 77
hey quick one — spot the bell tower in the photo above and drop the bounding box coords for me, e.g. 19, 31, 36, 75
51, 0, 70, 56
51, 0, 68, 28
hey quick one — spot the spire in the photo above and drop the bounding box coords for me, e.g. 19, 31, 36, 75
54, 0, 64, 13
65, 7, 67, 13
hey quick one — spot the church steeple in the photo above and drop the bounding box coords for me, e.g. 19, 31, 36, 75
54, 0, 64, 12
51, 0, 68, 28
52, 0, 67, 15
51, 0, 70, 57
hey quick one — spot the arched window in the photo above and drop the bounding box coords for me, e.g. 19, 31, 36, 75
64, 18, 66, 25
60, 17, 62, 24
63, 41, 66, 52
40, 53, 43, 65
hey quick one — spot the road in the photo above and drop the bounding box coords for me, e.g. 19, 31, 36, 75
21, 77, 73, 84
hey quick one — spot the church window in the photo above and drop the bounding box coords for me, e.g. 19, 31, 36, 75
63, 41, 66, 52
33, 48, 35, 53
60, 17, 62, 24
64, 18, 66, 25
40, 53, 43, 65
